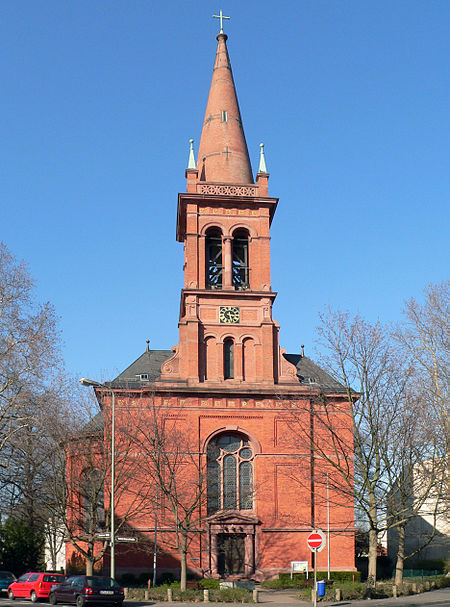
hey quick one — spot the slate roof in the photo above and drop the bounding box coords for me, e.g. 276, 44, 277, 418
104, 349, 345, 393
108, 349, 173, 389
284, 354, 346, 393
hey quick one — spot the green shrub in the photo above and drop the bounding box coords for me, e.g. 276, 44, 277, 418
413, 559, 449, 574
275, 570, 360, 588
209, 587, 252, 602
298, 581, 366, 602
199, 578, 220, 589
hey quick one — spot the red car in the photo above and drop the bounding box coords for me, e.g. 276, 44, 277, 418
8, 573, 66, 602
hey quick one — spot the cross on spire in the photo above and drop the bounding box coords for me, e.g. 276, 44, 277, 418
212, 9, 230, 34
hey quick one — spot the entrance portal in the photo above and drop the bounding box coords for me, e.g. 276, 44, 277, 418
217, 533, 245, 575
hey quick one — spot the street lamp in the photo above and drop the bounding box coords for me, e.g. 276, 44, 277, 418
80, 378, 116, 580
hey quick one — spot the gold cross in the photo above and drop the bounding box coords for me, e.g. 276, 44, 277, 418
212, 9, 230, 34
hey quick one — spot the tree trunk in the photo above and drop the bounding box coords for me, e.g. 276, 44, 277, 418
395, 524, 406, 586
180, 533, 187, 592
86, 556, 94, 576
367, 527, 377, 587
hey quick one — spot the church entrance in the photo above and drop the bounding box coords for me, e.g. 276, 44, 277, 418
217, 533, 245, 575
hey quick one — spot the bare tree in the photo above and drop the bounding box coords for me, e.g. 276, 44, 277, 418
397, 280, 448, 440
131, 397, 206, 591
284, 310, 414, 586
0, 243, 61, 456
388, 281, 449, 584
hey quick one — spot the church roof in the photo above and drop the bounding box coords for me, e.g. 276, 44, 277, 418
109, 349, 174, 388
196, 33, 253, 185
283, 354, 347, 393
107, 349, 345, 394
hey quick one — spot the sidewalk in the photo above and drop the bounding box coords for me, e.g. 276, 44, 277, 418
130, 586, 450, 607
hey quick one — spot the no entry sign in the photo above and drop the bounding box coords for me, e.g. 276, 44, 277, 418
307, 529, 326, 552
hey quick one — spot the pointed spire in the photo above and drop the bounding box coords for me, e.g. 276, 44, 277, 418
258, 143, 267, 173
187, 139, 196, 169
197, 33, 253, 184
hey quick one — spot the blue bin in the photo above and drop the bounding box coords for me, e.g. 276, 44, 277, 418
317, 581, 326, 597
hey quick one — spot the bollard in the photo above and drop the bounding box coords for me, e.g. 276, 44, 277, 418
335, 588, 342, 601
311, 588, 315, 602
203, 589, 209, 603
252, 589, 259, 603
167, 588, 173, 602
144, 590, 149, 600
412, 583, 417, 593
392, 585, 397, 598
124, 588, 128, 599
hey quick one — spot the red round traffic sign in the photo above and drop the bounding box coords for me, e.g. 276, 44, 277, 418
307, 530, 326, 552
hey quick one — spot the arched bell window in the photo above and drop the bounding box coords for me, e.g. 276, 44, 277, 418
205, 228, 223, 289
223, 338, 234, 379
207, 433, 254, 515
232, 229, 249, 289
81, 469, 105, 533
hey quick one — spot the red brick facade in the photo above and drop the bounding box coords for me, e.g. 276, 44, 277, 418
71, 30, 356, 581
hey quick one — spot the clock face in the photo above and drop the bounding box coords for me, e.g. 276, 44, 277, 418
219, 306, 240, 324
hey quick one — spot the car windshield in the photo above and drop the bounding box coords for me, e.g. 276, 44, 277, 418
0, 573, 13, 580
85, 577, 118, 589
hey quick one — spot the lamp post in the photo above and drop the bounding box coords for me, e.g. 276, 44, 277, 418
80, 378, 116, 580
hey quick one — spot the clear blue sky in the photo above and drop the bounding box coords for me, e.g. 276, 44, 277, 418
1, 1, 448, 382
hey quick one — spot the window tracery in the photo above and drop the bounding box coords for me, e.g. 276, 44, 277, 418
207, 433, 254, 514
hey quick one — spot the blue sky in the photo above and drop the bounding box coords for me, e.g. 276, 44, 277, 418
1, 1, 448, 382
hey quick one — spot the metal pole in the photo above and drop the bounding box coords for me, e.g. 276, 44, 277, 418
327, 473, 330, 580
110, 390, 116, 580
313, 555, 317, 607
152, 490, 158, 587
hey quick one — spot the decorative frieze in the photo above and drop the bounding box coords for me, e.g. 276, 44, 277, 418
197, 183, 258, 196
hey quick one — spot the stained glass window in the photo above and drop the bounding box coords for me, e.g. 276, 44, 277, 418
207, 433, 254, 514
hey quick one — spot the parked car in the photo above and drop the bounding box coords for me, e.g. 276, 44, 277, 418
0, 572, 16, 595
8, 572, 66, 602
49, 576, 124, 607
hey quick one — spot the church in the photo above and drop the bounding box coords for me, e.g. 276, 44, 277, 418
72, 21, 356, 581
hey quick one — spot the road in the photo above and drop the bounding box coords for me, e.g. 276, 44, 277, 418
0, 587, 448, 607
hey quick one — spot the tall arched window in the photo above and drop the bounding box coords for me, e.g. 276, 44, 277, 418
232, 229, 249, 289
205, 228, 223, 289
81, 469, 105, 533
207, 433, 254, 515
224, 338, 234, 379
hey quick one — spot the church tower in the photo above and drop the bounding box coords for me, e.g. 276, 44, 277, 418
79, 18, 356, 582
159, 30, 298, 388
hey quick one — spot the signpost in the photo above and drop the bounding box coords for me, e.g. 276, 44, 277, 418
307, 530, 326, 607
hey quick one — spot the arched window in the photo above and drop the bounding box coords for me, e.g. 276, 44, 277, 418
224, 339, 234, 379
205, 228, 223, 289
81, 469, 105, 533
232, 229, 249, 289
207, 433, 254, 515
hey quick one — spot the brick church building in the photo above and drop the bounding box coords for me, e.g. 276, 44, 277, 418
72, 25, 356, 581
